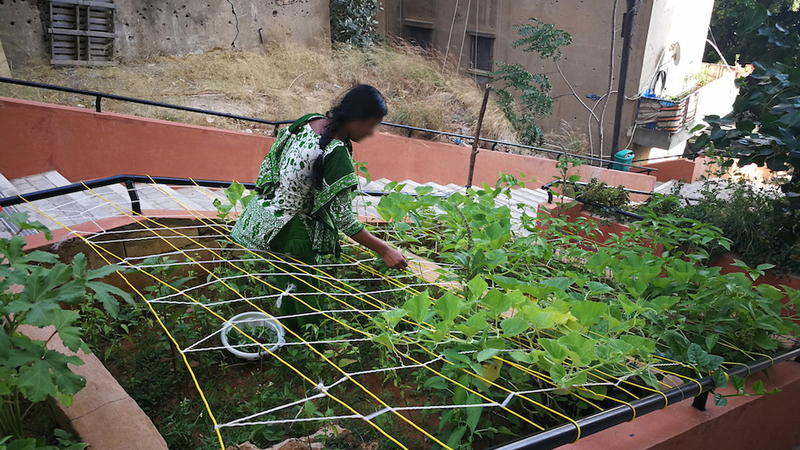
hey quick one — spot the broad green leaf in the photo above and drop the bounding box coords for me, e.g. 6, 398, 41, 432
467, 276, 489, 300
585, 281, 613, 294
549, 364, 567, 387
558, 331, 596, 366
524, 308, 558, 330
476, 348, 502, 362
570, 301, 607, 326
455, 324, 480, 338
509, 350, 540, 364
381, 309, 407, 329
432, 321, 450, 342
17, 360, 59, 402
712, 369, 728, 389
225, 181, 246, 204
402, 291, 431, 323
446, 426, 467, 449
434, 291, 460, 323
540, 338, 568, 362
756, 284, 785, 302
466, 312, 489, 331
638, 370, 660, 389
338, 358, 358, 368
730, 374, 746, 394
686, 343, 705, 365
482, 289, 511, 319
714, 393, 728, 407
706, 334, 719, 352
500, 316, 529, 337
541, 277, 576, 291
465, 394, 483, 433
372, 333, 394, 348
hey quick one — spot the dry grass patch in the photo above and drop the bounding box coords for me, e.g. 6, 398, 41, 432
2, 43, 516, 141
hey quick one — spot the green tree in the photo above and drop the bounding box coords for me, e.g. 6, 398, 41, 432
696, 8, 800, 208
329, 0, 382, 48
706, 0, 800, 63
491, 18, 572, 146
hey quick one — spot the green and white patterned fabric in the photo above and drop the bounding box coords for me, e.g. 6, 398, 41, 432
231, 114, 363, 258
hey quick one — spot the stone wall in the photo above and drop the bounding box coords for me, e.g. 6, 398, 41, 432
0, 0, 329, 69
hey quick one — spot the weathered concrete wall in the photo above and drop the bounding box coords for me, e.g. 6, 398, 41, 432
114, 0, 329, 59
0, 1, 49, 69
377, 0, 658, 159
0, 0, 329, 68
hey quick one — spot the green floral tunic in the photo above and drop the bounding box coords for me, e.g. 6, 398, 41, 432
231, 114, 364, 257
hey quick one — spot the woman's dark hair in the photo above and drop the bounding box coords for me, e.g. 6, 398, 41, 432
312, 84, 387, 188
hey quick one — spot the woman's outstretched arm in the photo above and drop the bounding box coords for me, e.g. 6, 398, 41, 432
350, 228, 408, 270
328, 190, 408, 270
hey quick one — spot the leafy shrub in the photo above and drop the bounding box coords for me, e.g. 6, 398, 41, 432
679, 179, 800, 274
576, 178, 630, 210
329, 0, 382, 48
0, 213, 130, 442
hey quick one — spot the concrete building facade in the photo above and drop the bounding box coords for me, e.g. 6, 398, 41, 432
377, 0, 721, 160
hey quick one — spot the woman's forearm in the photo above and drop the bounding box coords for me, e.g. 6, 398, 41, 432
350, 228, 391, 255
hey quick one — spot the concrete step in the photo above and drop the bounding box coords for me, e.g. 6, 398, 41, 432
0, 171, 216, 237
653, 179, 677, 195
360, 177, 392, 193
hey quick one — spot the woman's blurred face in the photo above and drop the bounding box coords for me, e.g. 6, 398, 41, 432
347, 117, 383, 142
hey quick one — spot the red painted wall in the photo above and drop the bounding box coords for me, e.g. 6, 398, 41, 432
0, 97, 273, 183
0, 97, 656, 196
644, 157, 713, 183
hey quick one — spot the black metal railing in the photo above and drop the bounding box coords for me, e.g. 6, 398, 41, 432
0, 77, 658, 174
0, 174, 404, 215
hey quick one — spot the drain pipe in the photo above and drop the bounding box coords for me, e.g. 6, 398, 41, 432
610, 0, 638, 159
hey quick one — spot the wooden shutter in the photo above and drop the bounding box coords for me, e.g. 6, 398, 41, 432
48, 0, 115, 66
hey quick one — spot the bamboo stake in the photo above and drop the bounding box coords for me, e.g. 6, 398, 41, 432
467, 84, 491, 188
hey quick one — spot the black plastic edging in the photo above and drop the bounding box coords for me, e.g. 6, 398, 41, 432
489, 345, 800, 450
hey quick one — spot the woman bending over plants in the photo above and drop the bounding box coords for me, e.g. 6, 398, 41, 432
231, 85, 408, 334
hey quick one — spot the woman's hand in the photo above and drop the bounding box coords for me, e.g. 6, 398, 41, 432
350, 228, 409, 270
381, 247, 408, 270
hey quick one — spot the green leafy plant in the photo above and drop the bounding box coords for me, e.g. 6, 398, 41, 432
213, 181, 254, 220
0, 214, 131, 440
491, 19, 572, 146
678, 178, 800, 274
371, 175, 799, 448
576, 178, 630, 211
227, 324, 279, 349
0, 429, 87, 450
329, 0, 382, 48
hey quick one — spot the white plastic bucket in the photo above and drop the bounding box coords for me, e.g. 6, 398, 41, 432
220, 312, 286, 360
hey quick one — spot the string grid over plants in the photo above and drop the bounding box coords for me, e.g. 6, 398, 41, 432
5, 176, 799, 450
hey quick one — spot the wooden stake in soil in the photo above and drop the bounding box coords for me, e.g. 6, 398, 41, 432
467, 85, 491, 188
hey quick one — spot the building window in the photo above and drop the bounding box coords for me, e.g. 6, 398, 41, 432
469, 35, 494, 72
405, 25, 433, 49
402, 19, 434, 49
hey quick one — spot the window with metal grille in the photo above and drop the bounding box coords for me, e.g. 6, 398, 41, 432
405, 25, 433, 49
48, 0, 116, 66
469, 35, 494, 72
